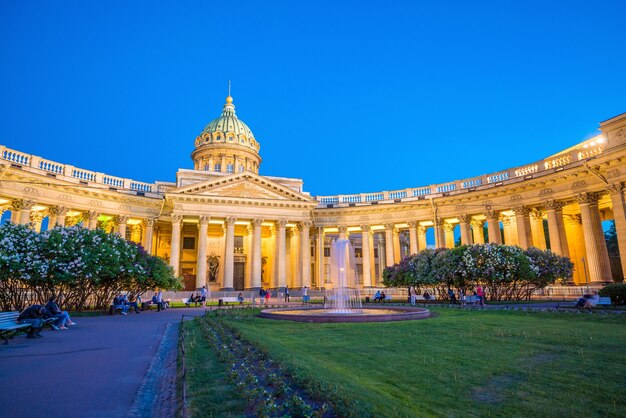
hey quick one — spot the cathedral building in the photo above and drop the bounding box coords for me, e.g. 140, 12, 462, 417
1, 95, 626, 291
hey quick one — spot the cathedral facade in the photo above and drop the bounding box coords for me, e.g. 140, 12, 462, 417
1, 96, 626, 291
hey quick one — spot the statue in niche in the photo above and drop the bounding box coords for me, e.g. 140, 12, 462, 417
261, 256, 267, 282
207, 255, 220, 282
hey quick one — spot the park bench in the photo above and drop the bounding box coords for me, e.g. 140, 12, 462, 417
0, 311, 32, 344
465, 295, 478, 305
182, 298, 201, 307
595, 296, 612, 307
219, 296, 243, 305
109, 303, 129, 315
381, 295, 392, 303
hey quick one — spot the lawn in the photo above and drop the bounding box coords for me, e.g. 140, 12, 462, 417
183, 307, 626, 417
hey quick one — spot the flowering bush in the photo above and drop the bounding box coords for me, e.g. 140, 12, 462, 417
0, 222, 181, 310
383, 244, 573, 301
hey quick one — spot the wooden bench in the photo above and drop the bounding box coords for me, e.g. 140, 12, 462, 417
381, 295, 392, 303
595, 296, 612, 307
0, 311, 32, 344
465, 295, 478, 305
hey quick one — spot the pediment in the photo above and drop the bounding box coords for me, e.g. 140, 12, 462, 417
169, 173, 315, 203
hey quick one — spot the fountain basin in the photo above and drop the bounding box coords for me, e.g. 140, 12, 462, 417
258, 306, 430, 323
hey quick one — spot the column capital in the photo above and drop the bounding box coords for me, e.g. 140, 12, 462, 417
577, 191, 602, 205
275, 219, 288, 229
544, 199, 566, 211
360, 224, 371, 232
337, 225, 348, 234
171, 214, 184, 224
608, 182, 624, 195
198, 216, 211, 225
48, 205, 70, 216
443, 222, 455, 232
530, 209, 545, 222
407, 220, 419, 228
485, 210, 500, 220
500, 215, 512, 226
513, 205, 532, 216
417, 224, 427, 234
30, 211, 44, 223
11, 199, 35, 211
384, 223, 395, 231
298, 220, 312, 230
252, 218, 264, 227
143, 218, 155, 228
114, 215, 129, 225
225, 217, 237, 226
458, 214, 472, 224
564, 214, 582, 225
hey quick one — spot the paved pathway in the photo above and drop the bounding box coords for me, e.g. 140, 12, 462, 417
0, 307, 205, 418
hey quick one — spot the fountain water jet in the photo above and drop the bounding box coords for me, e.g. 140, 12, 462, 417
258, 239, 430, 323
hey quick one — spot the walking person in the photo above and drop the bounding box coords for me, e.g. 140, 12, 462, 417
260, 288, 266, 306
476, 285, 485, 307
284, 286, 290, 303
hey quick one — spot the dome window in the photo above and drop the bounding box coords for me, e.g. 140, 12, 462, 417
226, 164, 234, 173
214, 163, 221, 172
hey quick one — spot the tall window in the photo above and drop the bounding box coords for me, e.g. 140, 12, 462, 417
214, 163, 221, 172
238, 165, 244, 173
226, 164, 234, 173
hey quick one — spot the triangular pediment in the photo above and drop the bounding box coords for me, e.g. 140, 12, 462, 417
169, 172, 315, 203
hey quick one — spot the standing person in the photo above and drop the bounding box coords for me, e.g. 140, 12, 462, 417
17, 305, 47, 338
259, 288, 266, 306
476, 285, 485, 307
410, 286, 417, 306
155, 290, 164, 312
447, 288, 456, 304
200, 285, 208, 308
284, 286, 290, 302
459, 289, 466, 306
302, 286, 309, 304
265, 288, 271, 305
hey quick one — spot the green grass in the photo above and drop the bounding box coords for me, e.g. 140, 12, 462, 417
201, 308, 626, 417
182, 320, 247, 417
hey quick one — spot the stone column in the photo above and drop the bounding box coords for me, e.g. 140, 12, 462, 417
196, 216, 210, 289
434, 218, 445, 248
609, 183, 626, 281
361, 225, 373, 288
47, 206, 62, 228
143, 218, 155, 254
564, 215, 585, 285
577, 192, 613, 284
458, 214, 473, 245
300, 221, 312, 288
384, 224, 395, 266
513, 206, 533, 249
368, 230, 376, 285
116, 215, 129, 238
486, 210, 502, 244
15, 199, 35, 225
275, 220, 287, 288
86, 211, 99, 230
222, 217, 236, 290
417, 225, 427, 250
245, 225, 253, 289
408, 221, 419, 254
393, 228, 401, 263
30, 211, 44, 233
316, 227, 325, 288
290, 226, 301, 287
170, 214, 183, 276
443, 222, 455, 248
471, 220, 485, 244
529, 210, 547, 249
250, 219, 263, 289
57, 206, 71, 228
545, 200, 569, 256
501, 216, 513, 245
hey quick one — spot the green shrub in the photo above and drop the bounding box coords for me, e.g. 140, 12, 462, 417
598, 283, 626, 305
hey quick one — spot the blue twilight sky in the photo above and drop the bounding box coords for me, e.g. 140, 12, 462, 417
1, 0, 625, 197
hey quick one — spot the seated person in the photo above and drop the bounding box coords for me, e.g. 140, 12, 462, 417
423, 291, 431, 300
45, 295, 76, 329
17, 304, 47, 338
153, 291, 165, 311
237, 292, 245, 305
113, 295, 129, 315
373, 290, 382, 302
576, 294, 594, 310
590, 290, 600, 307
124, 294, 141, 313
380, 291, 387, 301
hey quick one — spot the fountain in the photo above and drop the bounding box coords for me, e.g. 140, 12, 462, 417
258, 239, 430, 323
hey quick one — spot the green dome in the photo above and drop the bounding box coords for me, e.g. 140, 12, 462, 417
195, 96, 260, 152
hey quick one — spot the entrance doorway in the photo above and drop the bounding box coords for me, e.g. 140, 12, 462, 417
234, 262, 245, 290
